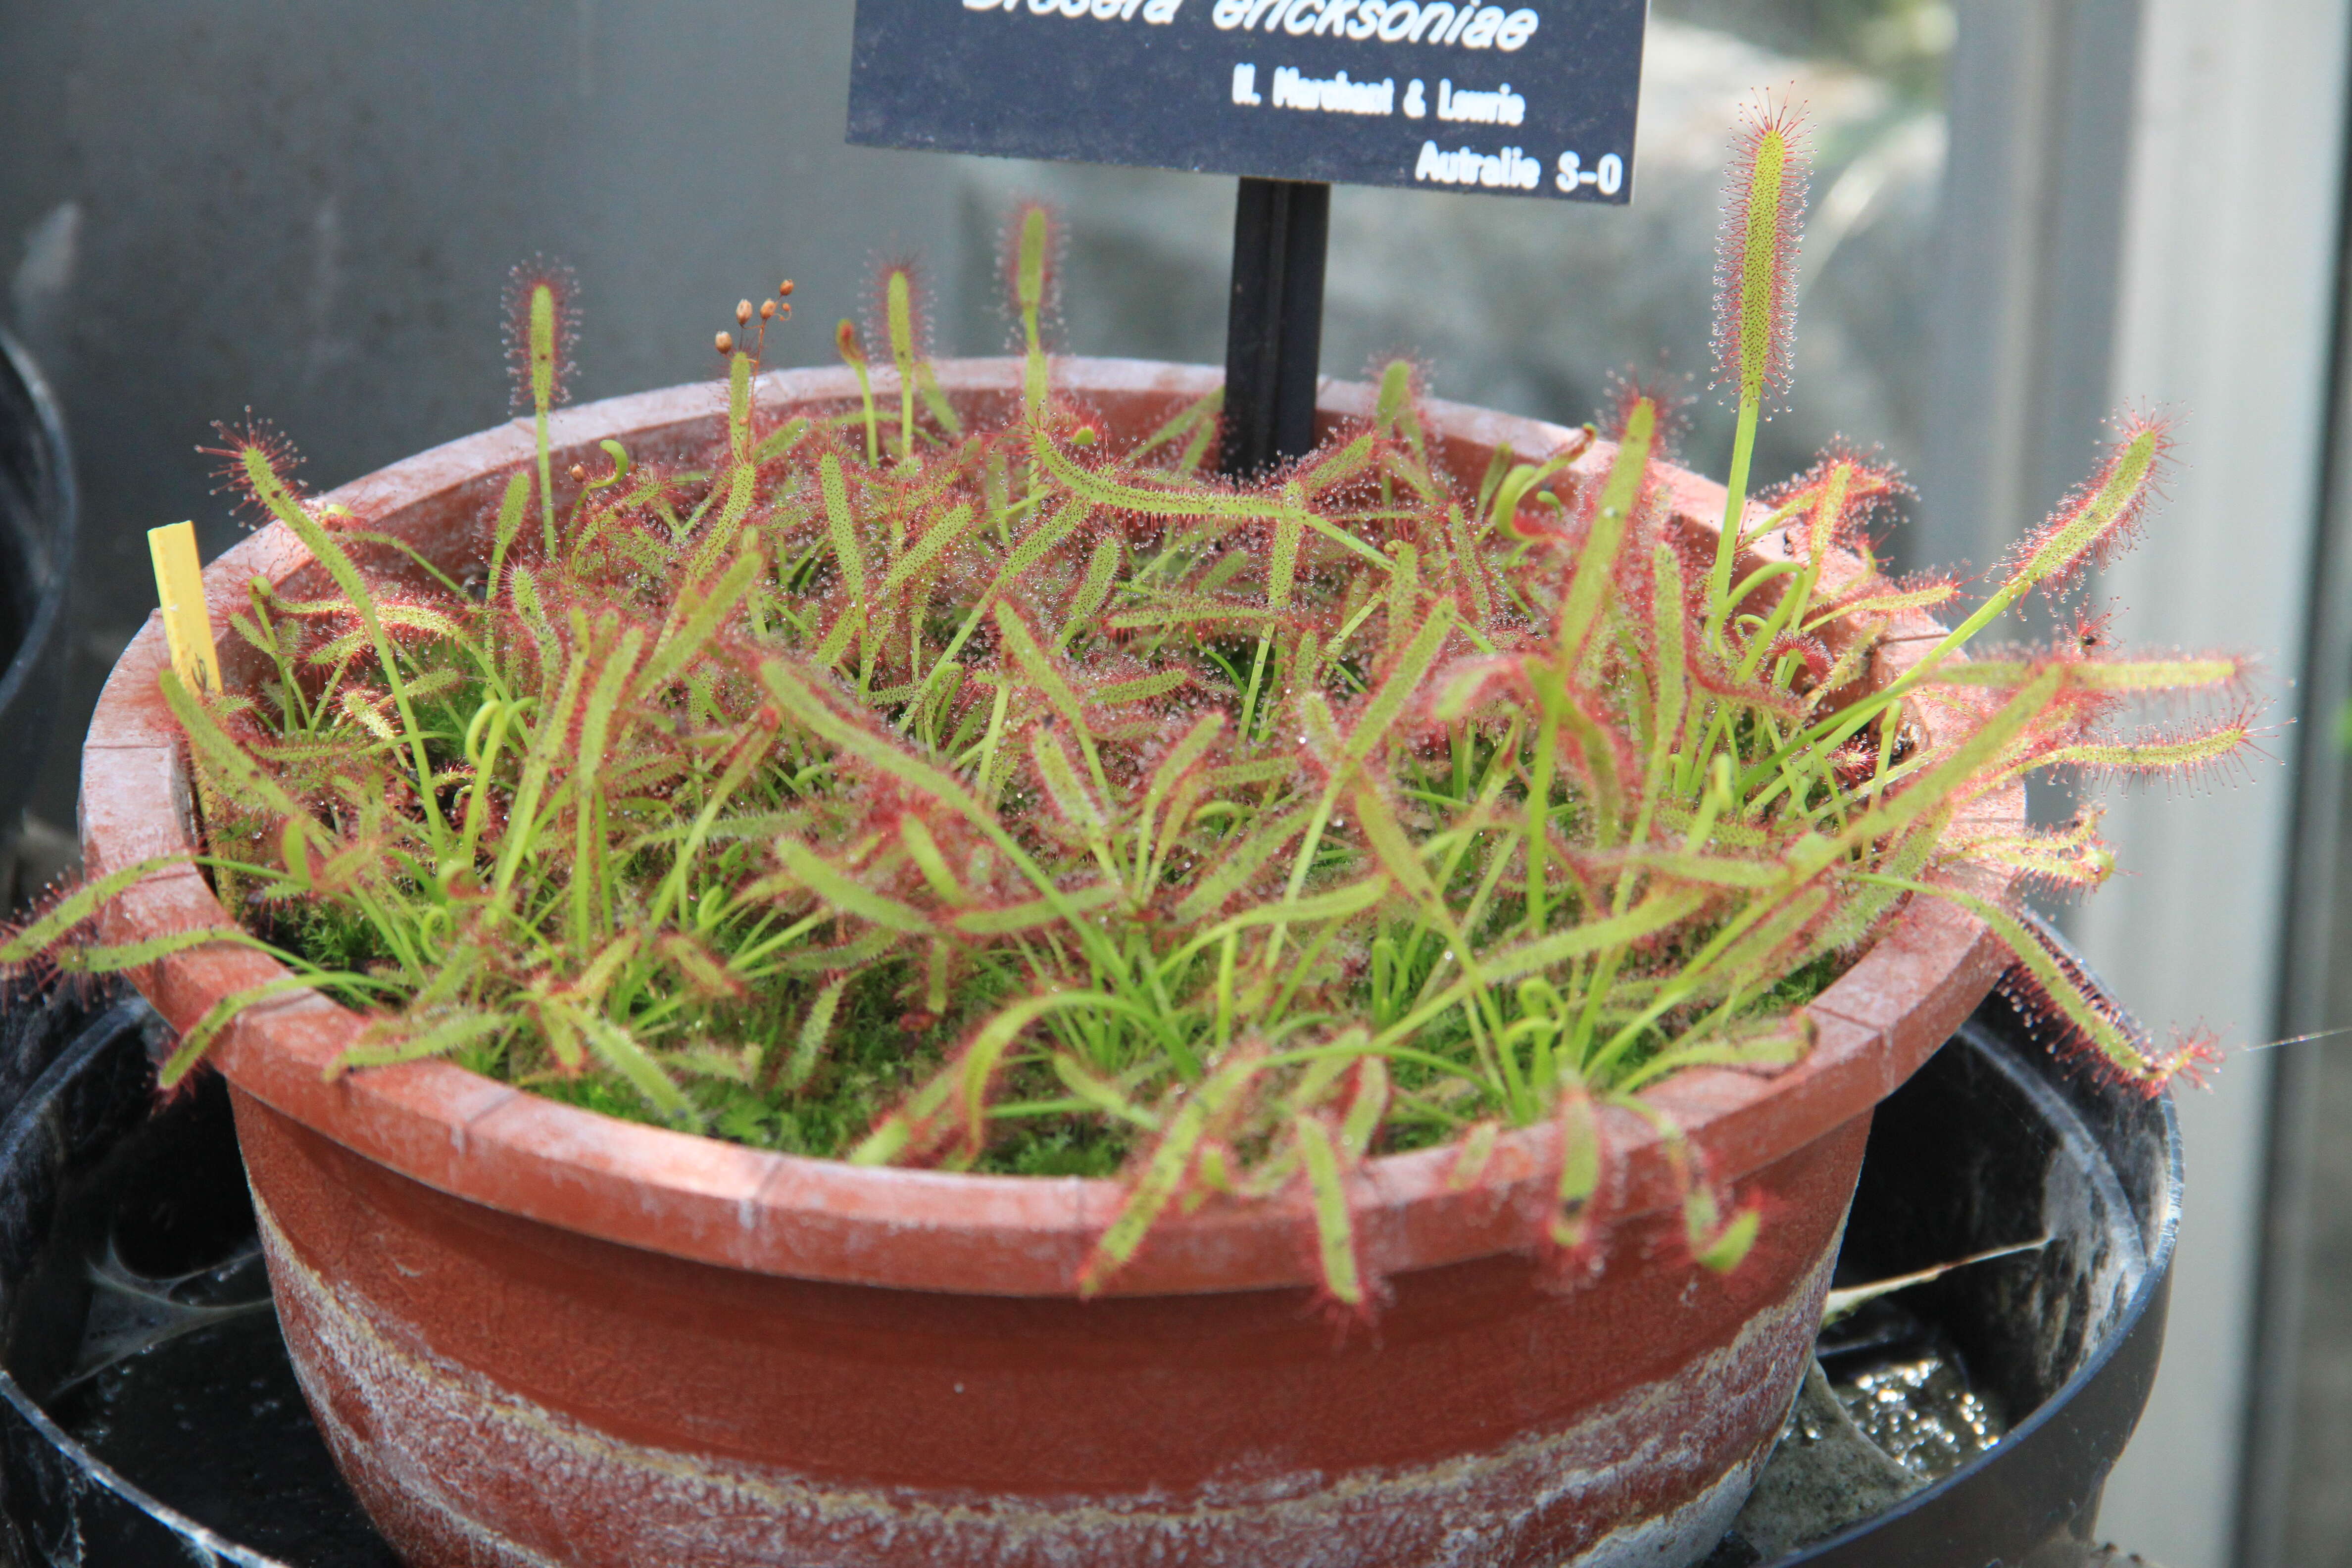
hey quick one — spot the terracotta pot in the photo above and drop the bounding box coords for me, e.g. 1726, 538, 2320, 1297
79, 359, 2020, 1568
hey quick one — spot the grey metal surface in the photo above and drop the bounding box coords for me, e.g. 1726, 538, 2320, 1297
0, 326, 74, 858
0, 0, 963, 837
1909, 0, 2140, 590
2071, 3, 2352, 1563
2243, 3, 2352, 1558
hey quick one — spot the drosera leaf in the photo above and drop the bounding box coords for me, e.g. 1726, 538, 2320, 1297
1866, 871, 2178, 1088
656, 932, 746, 1002
786, 972, 854, 1090
160, 973, 335, 1089
752, 416, 811, 465
1016, 205, 1054, 411
1171, 804, 1320, 923
1173, 875, 1389, 960
952, 991, 1078, 1161
1615, 1012, 1814, 1093
1947, 821, 2116, 894
493, 643, 591, 904
772, 838, 932, 934
1298, 431, 1380, 495
1709, 99, 1811, 612
886, 266, 919, 463
1827, 667, 2064, 849
1053, 1053, 1161, 1130
2001, 723, 2254, 792
1800, 578, 1958, 636
1089, 668, 1191, 706
1078, 1093, 1211, 1292
915, 360, 965, 441
535, 999, 587, 1075
1374, 358, 1430, 477
870, 501, 976, 625
850, 990, 1108, 1169
1345, 600, 1458, 766
1337, 1058, 1389, 1161
44, 924, 282, 976
221, 439, 442, 830
1135, 711, 1225, 887
1616, 1092, 1760, 1274
1027, 728, 1117, 882
948, 882, 1122, 936
1294, 1114, 1367, 1307
820, 451, 869, 646
567, 620, 647, 947
1556, 398, 1652, 672
1076, 1048, 1262, 1295
1999, 418, 2170, 603
1474, 442, 1516, 516
1548, 1077, 1604, 1253
898, 814, 969, 905
1005, 495, 1089, 582
683, 463, 759, 584
1131, 386, 1224, 465
637, 541, 765, 695
837, 318, 880, 465
160, 670, 322, 841
993, 600, 1086, 727
1692, 1204, 1762, 1274
1268, 507, 1305, 610
330, 1009, 512, 1076
1447, 1119, 1503, 1191
1485, 433, 1591, 540
572, 1005, 697, 1125
1057, 533, 1123, 649
1348, 781, 1439, 908
728, 349, 755, 464
487, 471, 533, 607
0, 854, 210, 965
1931, 655, 2244, 694
1400, 883, 1711, 1014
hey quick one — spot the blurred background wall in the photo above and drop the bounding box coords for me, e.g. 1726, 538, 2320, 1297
4, 3, 2350, 1564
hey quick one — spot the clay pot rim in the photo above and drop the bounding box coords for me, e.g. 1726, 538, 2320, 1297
79, 355, 2019, 1298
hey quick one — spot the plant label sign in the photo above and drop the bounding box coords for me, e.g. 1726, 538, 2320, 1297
848, 0, 1646, 204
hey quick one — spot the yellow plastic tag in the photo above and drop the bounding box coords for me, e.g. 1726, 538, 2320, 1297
147, 521, 220, 694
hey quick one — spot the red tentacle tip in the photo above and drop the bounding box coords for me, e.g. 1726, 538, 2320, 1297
1600, 368, 1693, 457
198, 413, 306, 528
2143, 1027, 2225, 1094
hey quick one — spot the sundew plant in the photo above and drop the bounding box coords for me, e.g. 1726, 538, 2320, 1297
9, 106, 2250, 1308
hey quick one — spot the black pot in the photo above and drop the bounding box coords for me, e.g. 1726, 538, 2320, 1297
0, 329, 76, 845
1734, 962, 2180, 1567
0, 951, 2177, 1568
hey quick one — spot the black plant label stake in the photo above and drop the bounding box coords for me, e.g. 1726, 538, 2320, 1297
848, 0, 1647, 471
